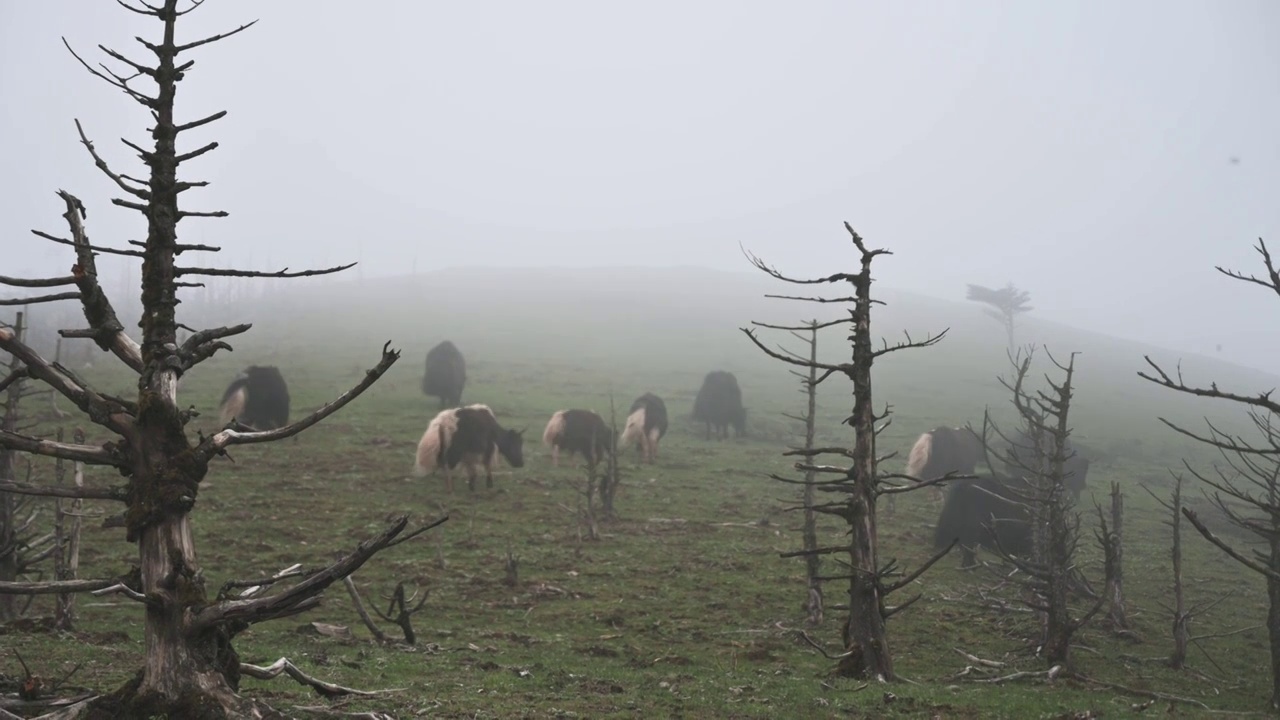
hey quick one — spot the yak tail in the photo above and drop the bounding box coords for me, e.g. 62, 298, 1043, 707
619, 407, 646, 449
542, 410, 566, 447
905, 432, 933, 480
413, 411, 458, 476
219, 386, 247, 426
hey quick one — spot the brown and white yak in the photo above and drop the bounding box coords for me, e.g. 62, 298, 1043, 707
542, 408, 614, 467
619, 392, 668, 464
413, 404, 525, 492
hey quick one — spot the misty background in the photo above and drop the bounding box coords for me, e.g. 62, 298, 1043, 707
1, 1, 1277, 371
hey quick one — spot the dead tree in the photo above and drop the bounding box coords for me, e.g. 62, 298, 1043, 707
1140, 474, 1228, 670
600, 395, 621, 520
1096, 482, 1133, 636
52, 429, 87, 631
770, 320, 824, 625
0, 312, 27, 622
1137, 237, 1280, 709
343, 575, 429, 646
966, 283, 1032, 351
981, 349, 1106, 668
0, 2, 444, 716
742, 224, 956, 681
0, 311, 67, 623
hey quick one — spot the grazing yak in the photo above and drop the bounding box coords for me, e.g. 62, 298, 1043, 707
620, 392, 668, 464
219, 366, 290, 430
422, 340, 467, 408
933, 441, 1092, 567
413, 403, 525, 492
543, 409, 613, 467
905, 426, 984, 485
692, 370, 745, 440
933, 475, 1035, 567
903, 425, 985, 503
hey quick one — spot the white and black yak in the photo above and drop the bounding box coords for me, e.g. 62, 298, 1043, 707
619, 392, 668, 464
903, 425, 985, 503
692, 370, 745, 440
219, 366, 290, 430
422, 340, 466, 408
413, 403, 525, 492
542, 409, 613, 467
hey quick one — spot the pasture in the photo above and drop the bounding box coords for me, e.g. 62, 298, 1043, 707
4, 266, 1274, 718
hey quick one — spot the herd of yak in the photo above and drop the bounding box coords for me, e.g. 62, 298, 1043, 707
215, 340, 1091, 567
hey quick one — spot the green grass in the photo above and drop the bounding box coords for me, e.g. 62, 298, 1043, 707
4, 267, 1274, 718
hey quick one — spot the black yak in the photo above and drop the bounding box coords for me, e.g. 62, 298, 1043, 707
422, 340, 466, 408
620, 392, 668, 464
413, 403, 524, 492
542, 409, 613, 467
219, 366, 290, 430
933, 475, 1034, 567
933, 450, 1090, 567
692, 370, 745, 440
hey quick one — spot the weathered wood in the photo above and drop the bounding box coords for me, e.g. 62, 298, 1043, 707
0, 1, 426, 715
0, 311, 24, 621
1103, 482, 1130, 632
743, 224, 951, 681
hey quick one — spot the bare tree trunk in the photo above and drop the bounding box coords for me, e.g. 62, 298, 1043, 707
0, 311, 26, 622
54, 430, 84, 630
834, 253, 894, 680
990, 351, 1103, 669
745, 225, 951, 681
601, 396, 620, 520
1169, 478, 1188, 668
1270, 534, 1280, 711
799, 321, 823, 625
1103, 482, 1130, 632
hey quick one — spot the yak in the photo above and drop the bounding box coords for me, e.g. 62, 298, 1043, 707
933, 452, 1091, 567
422, 340, 466, 409
620, 392, 668, 464
413, 403, 524, 492
933, 475, 1035, 567
542, 408, 613, 467
692, 370, 745, 440
903, 425, 984, 505
219, 366, 290, 430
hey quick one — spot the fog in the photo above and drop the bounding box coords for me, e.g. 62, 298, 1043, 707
2, 1, 1277, 371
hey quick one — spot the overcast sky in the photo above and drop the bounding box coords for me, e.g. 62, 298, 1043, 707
1, 1, 1277, 369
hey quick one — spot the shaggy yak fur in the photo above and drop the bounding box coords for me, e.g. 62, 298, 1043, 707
619, 392, 668, 464
692, 370, 745, 440
933, 438, 1091, 567
422, 340, 467, 408
218, 366, 290, 431
413, 403, 524, 492
542, 408, 613, 467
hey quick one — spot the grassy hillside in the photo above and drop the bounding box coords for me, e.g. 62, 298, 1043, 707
4, 266, 1274, 717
